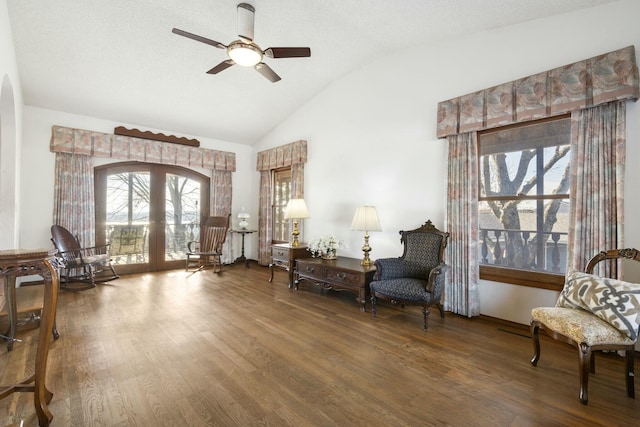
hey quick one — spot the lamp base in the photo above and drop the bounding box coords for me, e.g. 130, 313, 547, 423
291, 219, 301, 247
361, 232, 373, 266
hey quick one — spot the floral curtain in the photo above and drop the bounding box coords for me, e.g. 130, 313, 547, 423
258, 171, 273, 265
52, 153, 96, 246
568, 101, 626, 277
440, 47, 637, 317
437, 46, 639, 138
212, 169, 233, 263
445, 132, 480, 317
256, 140, 307, 265
51, 126, 235, 171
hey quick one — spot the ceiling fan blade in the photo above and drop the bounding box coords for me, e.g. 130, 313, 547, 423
264, 47, 311, 59
172, 28, 226, 49
237, 3, 255, 42
255, 63, 281, 83
207, 60, 235, 74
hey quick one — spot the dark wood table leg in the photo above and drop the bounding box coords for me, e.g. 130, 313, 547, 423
0, 250, 59, 427
3, 276, 17, 351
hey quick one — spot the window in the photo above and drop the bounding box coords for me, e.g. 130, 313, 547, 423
478, 115, 571, 290
272, 168, 292, 243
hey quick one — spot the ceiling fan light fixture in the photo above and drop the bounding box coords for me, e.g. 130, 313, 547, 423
228, 41, 262, 66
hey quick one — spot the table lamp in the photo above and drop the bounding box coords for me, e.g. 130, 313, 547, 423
284, 198, 310, 247
351, 206, 381, 266
238, 207, 250, 229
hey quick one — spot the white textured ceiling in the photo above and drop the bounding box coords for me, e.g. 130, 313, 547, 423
6, 0, 616, 145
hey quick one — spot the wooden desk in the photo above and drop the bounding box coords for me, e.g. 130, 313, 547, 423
294, 257, 376, 311
269, 243, 312, 287
0, 249, 59, 427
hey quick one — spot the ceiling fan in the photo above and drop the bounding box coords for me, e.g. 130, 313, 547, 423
172, 3, 311, 83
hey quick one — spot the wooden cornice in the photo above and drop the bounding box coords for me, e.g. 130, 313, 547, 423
114, 126, 200, 147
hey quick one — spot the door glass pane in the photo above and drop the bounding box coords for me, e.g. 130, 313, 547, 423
165, 173, 201, 261
272, 169, 292, 242
106, 171, 150, 265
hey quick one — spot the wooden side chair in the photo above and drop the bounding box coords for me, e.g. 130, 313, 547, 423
185, 214, 230, 273
530, 248, 640, 404
50, 225, 120, 291
370, 220, 449, 330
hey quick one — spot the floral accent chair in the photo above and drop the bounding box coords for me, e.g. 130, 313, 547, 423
370, 220, 449, 330
530, 248, 640, 405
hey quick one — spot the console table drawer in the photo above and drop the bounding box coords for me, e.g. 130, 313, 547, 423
298, 263, 327, 279
271, 247, 290, 262
326, 269, 360, 286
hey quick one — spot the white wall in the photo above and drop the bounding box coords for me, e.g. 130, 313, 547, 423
19, 106, 256, 259
253, 0, 640, 325
0, 0, 23, 249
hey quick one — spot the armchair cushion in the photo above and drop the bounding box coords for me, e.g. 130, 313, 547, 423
556, 270, 640, 340
374, 258, 414, 280
531, 307, 635, 346
370, 278, 433, 303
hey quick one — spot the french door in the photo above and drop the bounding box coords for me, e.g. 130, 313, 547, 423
95, 162, 210, 274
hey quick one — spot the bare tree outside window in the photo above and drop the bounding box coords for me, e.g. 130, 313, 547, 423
106, 171, 200, 263
478, 116, 571, 286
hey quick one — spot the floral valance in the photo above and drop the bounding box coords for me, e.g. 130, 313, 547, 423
50, 125, 236, 171
436, 45, 639, 138
256, 140, 307, 171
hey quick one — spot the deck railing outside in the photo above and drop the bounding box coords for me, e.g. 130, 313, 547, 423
479, 228, 568, 274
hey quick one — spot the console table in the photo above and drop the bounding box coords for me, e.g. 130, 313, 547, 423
294, 257, 376, 311
269, 243, 312, 287
0, 248, 59, 427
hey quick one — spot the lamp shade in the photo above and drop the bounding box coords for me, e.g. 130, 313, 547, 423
237, 207, 250, 219
350, 206, 381, 232
284, 199, 310, 219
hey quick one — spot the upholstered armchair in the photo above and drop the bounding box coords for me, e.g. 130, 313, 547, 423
530, 248, 640, 404
370, 220, 449, 330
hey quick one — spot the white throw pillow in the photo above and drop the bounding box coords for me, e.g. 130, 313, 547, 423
556, 270, 640, 340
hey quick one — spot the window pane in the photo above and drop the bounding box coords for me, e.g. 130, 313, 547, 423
478, 117, 570, 281
272, 169, 292, 242
106, 171, 150, 264
480, 118, 571, 198
479, 200, 569, 274
165, 173, 201, 261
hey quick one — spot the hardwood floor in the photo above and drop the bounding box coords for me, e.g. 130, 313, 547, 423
1, 263, 639, 426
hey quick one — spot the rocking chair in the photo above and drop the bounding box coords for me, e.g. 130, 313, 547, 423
185, 214, 230, 273
51, 225, 120, 291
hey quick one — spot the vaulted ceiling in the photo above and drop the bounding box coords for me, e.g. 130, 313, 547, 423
6, 0, 616, 145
